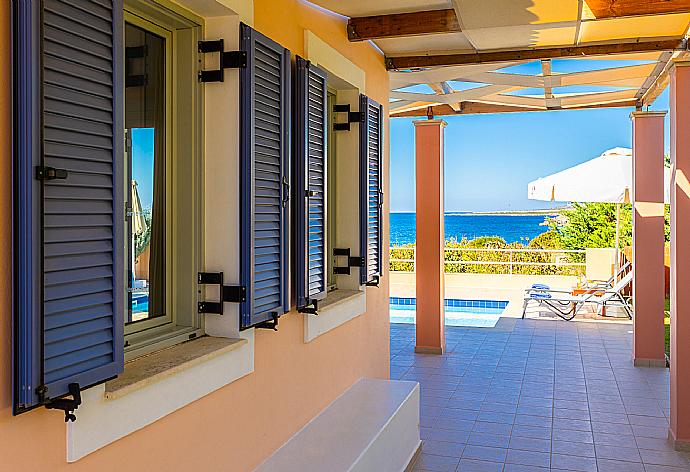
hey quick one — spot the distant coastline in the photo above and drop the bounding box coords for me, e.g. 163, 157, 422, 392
391, 207, 570, 217
389, 212, 555, 246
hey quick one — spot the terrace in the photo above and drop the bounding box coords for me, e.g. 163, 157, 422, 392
392, 319, 690, 471
303, 0, 690, 467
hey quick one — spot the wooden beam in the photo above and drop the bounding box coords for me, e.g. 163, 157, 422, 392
347, 9, 459, 42
386, 39, 688, 70
585, 0, 690, 19
390, 99, 639, 117
541, 59, 554, 100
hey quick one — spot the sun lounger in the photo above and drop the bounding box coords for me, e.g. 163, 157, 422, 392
529, 260, 631, 292
523, 271, 633, 321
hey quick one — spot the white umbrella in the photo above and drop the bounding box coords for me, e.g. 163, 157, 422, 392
130, 180, 147, 282
528, 147, 670, 271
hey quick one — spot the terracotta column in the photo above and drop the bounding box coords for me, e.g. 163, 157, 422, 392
414, 119, 446, 354
670, 60, 690, 450
631, 111, 667, 367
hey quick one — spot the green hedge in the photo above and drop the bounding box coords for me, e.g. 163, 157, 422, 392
390, 233, 584, 276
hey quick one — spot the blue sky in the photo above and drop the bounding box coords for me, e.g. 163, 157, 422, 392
131, 128, 155, 210
390, 66, 670, 213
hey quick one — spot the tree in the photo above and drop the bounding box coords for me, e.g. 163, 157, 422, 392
549, 202, 632, 252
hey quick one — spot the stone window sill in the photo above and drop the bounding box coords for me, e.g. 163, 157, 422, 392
105, 336, 246, 400
304, 289, 366, 342
68, 332, 254, 462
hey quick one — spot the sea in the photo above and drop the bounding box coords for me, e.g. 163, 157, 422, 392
389, 212, 550, 246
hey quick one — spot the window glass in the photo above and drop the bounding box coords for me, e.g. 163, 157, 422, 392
125, 22, 167, 325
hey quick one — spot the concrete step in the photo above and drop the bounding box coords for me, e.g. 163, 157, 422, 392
255, 378, 420, 472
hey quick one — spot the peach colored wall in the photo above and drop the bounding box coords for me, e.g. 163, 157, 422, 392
0, 1, 390, 470
631, 112, 666, 365
414, 120, 446, 354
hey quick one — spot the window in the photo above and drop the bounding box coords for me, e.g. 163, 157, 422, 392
122, 3, 203, 358
12, 0, 206, 415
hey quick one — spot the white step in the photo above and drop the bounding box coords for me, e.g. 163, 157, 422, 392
255, 378, 420, 472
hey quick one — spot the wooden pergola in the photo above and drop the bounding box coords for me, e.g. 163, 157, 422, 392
310, 0, 690, 116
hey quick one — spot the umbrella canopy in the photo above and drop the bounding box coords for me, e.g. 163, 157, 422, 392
527, 147, 670, 204
131, 180, 147, 236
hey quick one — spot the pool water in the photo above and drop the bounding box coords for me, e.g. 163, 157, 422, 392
390, 297, 508, 328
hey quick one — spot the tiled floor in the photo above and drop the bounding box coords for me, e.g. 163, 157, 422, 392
391, 318, 690, 472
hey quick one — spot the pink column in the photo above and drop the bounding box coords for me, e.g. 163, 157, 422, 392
631, 111, 667, 367
414, 119, 446, 354
670, 60, 690, 450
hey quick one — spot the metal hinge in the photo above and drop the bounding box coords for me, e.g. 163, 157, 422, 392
197, 272, 246, 315
333, 248, 364, 275
198, 39, 247, 83
41, 383, 82, 423
298, 299, 319, 316
255, 313, 279, 331
35, 166, 68, 181
365, 275, 380, 288
333, 104, 363, 131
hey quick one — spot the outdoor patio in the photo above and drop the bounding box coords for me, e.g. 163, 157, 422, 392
391, 319, 690, 471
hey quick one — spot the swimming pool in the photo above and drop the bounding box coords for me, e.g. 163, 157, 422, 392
390, 297, 508, 328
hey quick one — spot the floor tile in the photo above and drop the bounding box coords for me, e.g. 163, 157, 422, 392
461, 445, 507, 463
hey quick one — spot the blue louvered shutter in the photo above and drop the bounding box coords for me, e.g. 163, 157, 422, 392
295, 57, 328, 310
13, 0, 124, 413
359, 95, 384, 286
239, 23, 291, 329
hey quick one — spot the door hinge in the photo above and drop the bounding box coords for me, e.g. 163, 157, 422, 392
42, 383, 82, 423
333, 248, 364, 275
198, 39, 247, 83
35, 166, 68, 181
197, 272, 246, 315
333, 104, 363, 131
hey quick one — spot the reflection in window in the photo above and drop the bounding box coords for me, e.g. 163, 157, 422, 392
125, 22, 166, 325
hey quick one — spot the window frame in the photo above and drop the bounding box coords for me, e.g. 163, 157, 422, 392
122, 0, 205, 359
123, 11, 174, 335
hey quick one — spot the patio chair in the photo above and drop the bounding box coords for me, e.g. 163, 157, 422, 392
529, 260, 631, 292
523, 271, 633, 321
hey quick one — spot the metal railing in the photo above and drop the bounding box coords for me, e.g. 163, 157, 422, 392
389, 246, 586, 275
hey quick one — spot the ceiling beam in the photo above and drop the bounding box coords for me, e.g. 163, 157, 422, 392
386, 39, 688, 70
585, 0, 690, 19
541, 59, 554, 102
347, 9, 460, 42
390, 99, 639, 117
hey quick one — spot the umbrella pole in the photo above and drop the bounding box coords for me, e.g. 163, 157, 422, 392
615, 203, 620, 277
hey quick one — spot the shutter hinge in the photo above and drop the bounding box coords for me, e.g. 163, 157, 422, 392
298, 299, 319, 316
333, 248, 364, 275
198, 39, 247, 83
333, 104, 363, 131
42, 383, 82, 423
365, 276, 380, 288
35, 166, 68, 181
197, 272, 246, 315
255, 313, 279, 331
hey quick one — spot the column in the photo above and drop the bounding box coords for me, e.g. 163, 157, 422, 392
631, 111, 666, 367
670, 60, 690, 450
414, 119, 446, 354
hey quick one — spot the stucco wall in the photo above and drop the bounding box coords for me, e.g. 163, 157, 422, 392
0, 0, 390, 470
